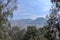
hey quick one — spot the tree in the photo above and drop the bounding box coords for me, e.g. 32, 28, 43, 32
23, 26, 41, 40
0, 0, 17, 40
0, 0, 17, 27
44, 0, 60, 40
12, 26, 25, 40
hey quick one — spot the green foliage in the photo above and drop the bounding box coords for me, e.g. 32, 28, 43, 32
0, 0, 17, 27
12, 26, 25, 40
0, 0, 17, 40
44, 0, 60, 40
22, 26, 46, 40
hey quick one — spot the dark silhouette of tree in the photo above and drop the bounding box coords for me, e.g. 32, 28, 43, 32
22, 26, 41, 40
0, 0, 17, 40
12, 26, 25, 40
44, 0, 60, 40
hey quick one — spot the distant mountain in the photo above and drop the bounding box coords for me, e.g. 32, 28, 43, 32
20, 19, 33, 24
32, 18, 47, 25
10, 17, 47, 28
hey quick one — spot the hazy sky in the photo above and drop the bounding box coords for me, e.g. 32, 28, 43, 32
13, 0, 52, 20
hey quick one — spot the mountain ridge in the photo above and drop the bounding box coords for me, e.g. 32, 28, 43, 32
10, 17, 47, 28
